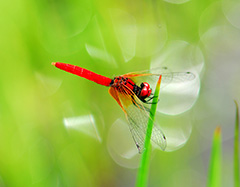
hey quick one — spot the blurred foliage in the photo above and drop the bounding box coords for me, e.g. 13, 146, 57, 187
0, 0, 239, 186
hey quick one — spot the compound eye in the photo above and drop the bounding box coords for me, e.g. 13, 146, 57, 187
141, 82, 150, 89
146, 87, 151, 97
140, 82, 152, 98
140, 87, 149, 98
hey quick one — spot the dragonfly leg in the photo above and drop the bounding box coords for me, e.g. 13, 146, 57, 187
141, 95, 159, 104
144, 100, 159, 105
145, 95, 156, 102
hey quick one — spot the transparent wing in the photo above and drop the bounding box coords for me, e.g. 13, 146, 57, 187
122, 67, 195, 91
109, 86, 167, 153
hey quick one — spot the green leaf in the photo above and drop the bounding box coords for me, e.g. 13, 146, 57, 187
207, 126, 222, 187
234, 100, 239, 187
136, 75, 162, 187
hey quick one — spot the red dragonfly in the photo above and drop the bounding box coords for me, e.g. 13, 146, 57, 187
52, 62, 195, 153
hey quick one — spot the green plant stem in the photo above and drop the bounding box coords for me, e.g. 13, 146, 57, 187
207, 126, 222, 187
234, 100, 239, 187
136, 75, 162, 187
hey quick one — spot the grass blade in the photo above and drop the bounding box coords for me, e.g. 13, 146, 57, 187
136, 75, 162, 187
234, 100, 239, 187
207, 126, 222, 187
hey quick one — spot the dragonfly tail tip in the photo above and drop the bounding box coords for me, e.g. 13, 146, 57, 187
51, 62, 56, 66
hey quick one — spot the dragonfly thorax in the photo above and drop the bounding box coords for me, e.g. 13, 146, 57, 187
111, 76, 152, 102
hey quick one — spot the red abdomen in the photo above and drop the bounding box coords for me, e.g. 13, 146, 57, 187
53, 62, 112, 87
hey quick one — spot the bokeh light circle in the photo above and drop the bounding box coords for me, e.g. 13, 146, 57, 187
151, 40, 203, 115
222, 0, 240, 29
154, 112, 192, 152
107, 119, 141, 169
200, 25, 240, 55
135, 24, 167, 58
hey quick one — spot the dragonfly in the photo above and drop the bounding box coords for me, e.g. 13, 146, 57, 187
52, 62, 195, 153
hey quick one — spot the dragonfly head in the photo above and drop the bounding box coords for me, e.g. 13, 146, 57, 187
139, 82, 152, 99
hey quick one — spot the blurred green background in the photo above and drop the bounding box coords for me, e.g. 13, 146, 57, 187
0, 0, 239, 186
